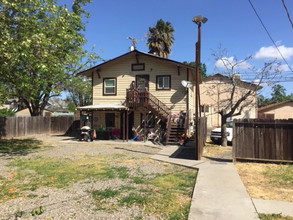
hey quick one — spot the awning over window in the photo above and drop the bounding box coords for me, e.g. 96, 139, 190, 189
77, 103, 129, 111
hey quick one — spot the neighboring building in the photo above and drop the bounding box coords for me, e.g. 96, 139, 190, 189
200, 73, 259, 129
258, 101, 293, 119
77, 49, 196, 144
15, 99, 74, 117
15, 108, 53, 117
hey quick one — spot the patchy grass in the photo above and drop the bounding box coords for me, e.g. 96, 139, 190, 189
0, 139, 46, 153
263, 164, 293, 187
1, 152, 197, 219
0, 138, 197, 219
258, 213, 293, 220
0, 155, 116, 201
91, 166, 197, 219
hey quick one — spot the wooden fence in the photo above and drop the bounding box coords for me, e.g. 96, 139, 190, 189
0, 116, 80, 139
233, 119, 293, 162
198, 117, 207, 159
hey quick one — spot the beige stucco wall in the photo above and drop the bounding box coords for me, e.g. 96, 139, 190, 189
15, 108, 52, 117
259, 102, 293, 119
200, 76, 258, 129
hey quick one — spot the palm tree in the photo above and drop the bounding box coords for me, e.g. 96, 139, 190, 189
146, 19, 175, 58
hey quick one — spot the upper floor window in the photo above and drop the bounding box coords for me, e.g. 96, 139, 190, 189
103, 78, 116, 95
156, 75, 171, 90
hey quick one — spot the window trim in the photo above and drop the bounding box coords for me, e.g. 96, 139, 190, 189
131, 63, 145, 71
103, 77, 117, 96
156, 75, 171, 90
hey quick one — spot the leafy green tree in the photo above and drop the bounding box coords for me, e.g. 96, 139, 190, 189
146, 19, 175, 58
0, 0, 91, 116
65, 76, 92, 113
183, 61, 207, 79
257, 94, 271, 107
258, 84, 293, 107
271, 84, 288, 103
64, 46, 103, 113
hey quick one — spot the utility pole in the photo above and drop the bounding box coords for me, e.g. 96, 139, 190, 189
192, 15, 207, 160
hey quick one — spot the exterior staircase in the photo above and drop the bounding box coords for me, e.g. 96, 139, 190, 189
165, 121, 186, 145
125, 89, 187, 144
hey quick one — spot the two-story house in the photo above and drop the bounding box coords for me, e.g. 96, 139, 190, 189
200, 73, 259, 130
77, 49, 196, 144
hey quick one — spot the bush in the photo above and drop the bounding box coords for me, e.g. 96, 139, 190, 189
0, 108, 15, 117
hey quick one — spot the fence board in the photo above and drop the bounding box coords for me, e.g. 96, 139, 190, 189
0, 116, 79, 139
234, 119, 293, 162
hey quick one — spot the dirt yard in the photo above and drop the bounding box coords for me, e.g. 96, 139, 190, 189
0, 135, 196, 219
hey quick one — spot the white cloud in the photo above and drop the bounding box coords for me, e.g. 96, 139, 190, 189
215, 56, 251, 69
254, 45, 293, 60
278, 64, 290, 72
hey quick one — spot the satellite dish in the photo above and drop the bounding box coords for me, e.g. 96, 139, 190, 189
181, 80, 193, 88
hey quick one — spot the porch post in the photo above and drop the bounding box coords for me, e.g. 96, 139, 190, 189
126, 110, 129, 141
144, 112, 146, 142
122, 110, 126, 142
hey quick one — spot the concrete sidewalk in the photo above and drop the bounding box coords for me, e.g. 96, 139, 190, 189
151, 145, 293, 220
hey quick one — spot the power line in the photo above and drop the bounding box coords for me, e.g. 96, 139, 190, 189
281, 0, 293, 30
248, 0, 293, 73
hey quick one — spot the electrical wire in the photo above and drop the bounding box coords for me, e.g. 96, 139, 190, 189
248, 0, 293, 73
281, 0, 293, 30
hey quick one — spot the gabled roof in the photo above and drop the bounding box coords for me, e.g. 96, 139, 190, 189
202, 73, 262, 90
258, 101, 293, 112
77, 49, 195, 76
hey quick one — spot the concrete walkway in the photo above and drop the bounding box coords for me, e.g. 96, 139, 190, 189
151, 145, 293, 220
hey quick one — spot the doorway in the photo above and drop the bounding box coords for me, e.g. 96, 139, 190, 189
136, 75, 149, 92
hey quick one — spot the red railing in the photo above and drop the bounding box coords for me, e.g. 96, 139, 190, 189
125, 89, 170, 119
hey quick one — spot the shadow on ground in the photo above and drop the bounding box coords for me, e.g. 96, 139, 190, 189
171, 142, 233, 162
0, 138, 44, 157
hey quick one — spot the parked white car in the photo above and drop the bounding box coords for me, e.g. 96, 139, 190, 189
210, 121, 233, 144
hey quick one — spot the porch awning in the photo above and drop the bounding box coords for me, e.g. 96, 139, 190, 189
77, 103, 129, 111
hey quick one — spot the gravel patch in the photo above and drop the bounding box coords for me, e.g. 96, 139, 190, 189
0, 135, 189, 219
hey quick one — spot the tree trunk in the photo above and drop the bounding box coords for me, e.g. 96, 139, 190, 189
221, 116, 228, 146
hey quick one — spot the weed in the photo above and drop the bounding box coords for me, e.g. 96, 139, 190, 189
263, 164, 293, 187
119, 192, 148, 206
112, 166, 129, 179
258, 213, 293, 220
31, 206, 44, 216
131, 176, 146, 184
15, 210, 25, 218
92, 189, 120, 200
27, 193, 38, 198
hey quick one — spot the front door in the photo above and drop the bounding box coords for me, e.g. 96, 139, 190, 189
136, 75, 149, 92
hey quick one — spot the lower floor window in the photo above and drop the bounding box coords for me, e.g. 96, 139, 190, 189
105, 113, 115, 127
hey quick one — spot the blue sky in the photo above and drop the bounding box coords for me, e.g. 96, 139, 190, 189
74, 0, 293, 97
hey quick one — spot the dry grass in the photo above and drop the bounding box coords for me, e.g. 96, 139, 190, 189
203, 140, 293, 203
202, 141, 232, 158
235, 162, 293, 202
